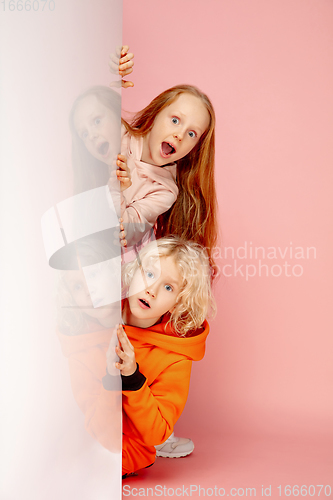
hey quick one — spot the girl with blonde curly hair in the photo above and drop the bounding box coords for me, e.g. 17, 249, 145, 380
112, 236, 215, 477
57, 236, 215, 477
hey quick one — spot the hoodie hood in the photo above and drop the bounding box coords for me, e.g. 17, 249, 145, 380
57, 318, 209, 362
124, 319, 209, 362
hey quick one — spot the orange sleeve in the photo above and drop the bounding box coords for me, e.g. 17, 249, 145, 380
122, 359, 192, 447
68, 357, 122, 453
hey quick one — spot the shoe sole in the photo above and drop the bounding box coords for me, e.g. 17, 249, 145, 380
155, 449, 194, 458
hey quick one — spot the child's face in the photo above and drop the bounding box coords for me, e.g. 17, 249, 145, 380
64, 267, 117, 326
127, 255, 182, 328
141, 93, 210, 166
73, 95, 120, 166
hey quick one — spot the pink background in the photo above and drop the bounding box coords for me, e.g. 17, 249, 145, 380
123, 0, 333, 495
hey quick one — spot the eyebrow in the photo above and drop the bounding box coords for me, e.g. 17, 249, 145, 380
162, 273, 181, 287
75, 111, 101, 133
166, 279, 180, 288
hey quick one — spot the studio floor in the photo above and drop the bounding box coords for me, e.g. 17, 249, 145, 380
123, 431, 333, 499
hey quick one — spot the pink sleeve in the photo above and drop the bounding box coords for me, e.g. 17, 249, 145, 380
120, 125, 178, 246
120, 185, 177, 247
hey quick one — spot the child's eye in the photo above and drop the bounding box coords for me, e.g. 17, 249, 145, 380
82, 131, 88, 140
146, 270, 154, 279
164, 284, 173, 292
88, 270, 98, 279
188, 131, 196, 138
172, 117, 179, 125
94, 117, 101, 125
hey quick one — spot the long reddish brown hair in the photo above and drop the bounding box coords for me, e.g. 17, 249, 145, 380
122, 84, 219, 279
69, 86, 121, 194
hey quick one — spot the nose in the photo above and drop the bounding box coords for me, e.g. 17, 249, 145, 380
173, 129, 183, 141
84, 282, 93, 299
89, 130, 98, 140
145, 287, 156, 298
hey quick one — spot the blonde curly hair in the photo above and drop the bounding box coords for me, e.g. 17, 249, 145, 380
122, 236, 215, 336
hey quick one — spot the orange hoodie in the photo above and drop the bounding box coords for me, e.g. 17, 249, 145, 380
57, 318, 209, 475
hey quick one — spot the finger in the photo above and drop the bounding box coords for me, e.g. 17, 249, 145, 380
113, 238, 122, 247
120, 239, 127, 247
115, 341, 124, 353
117, 154, 126, 162
118, 162, 128, 175
109, 64, 119, 74
119, 67, 133, 77
109, 52, 120, 64
111, 45, 122, 59
121, 80, 134, 89
109, 60, 119, 72
119, 230, 127, 240
115, 361, 124, 371
121, 45, 130, 56
115, 346, 126, 361
109, 57, 120, 75
116, 161, 128, 171
119, 65, 134, 76
116, 169, 130, 178
115, 361, 128, 372
117, 324, 126, 337
116, 164, 126, 173
119, 58, 134, 76
109, 80, 122, 89
117, 166, 130, 176
119, 53, 134, 65
119, 180, 131, 188
117, 327, 135, 352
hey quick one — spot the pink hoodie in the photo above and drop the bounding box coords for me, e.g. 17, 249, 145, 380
120, 126, 178, 246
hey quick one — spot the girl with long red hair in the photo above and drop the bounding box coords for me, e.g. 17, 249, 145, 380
70, 48, 218, 276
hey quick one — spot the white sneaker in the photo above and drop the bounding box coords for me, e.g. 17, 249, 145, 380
155, 432, 194, 458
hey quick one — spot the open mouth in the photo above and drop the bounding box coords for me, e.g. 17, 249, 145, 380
161, 142, 176, 158
139, 298, 150, 309
98, 141, 109, 156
